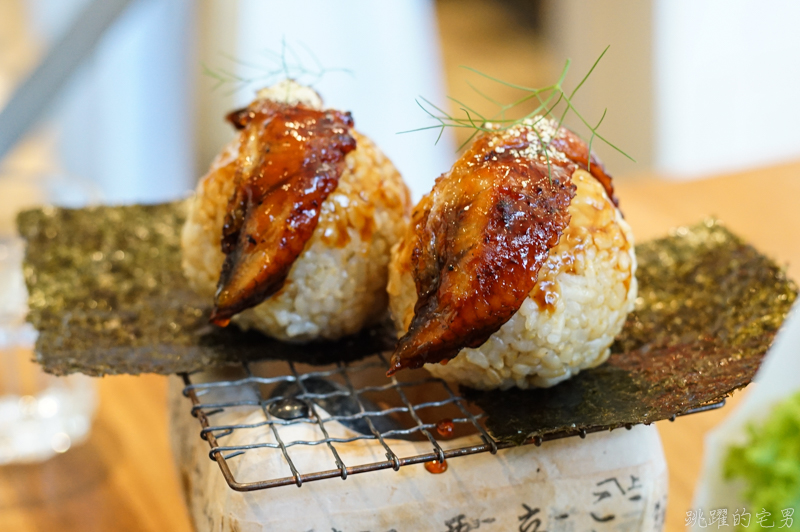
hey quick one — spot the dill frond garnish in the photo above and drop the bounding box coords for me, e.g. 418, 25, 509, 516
401, 46, 634, 171
202, 38, 352, 94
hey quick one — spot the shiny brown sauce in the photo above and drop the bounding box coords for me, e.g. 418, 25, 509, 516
389, 120, 616, 374
436, 418, 455, 437
210, 100, 356, 325
424, 459, 448, 474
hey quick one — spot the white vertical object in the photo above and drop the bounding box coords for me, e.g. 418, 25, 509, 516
547, 0, 800, 179
231, 0, 453, 201
654, 0, 800, 178
26, 0, 196, 204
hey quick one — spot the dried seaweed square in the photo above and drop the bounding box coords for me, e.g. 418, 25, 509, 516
17, 205, 797, 442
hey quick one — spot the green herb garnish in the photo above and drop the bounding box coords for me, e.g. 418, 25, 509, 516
402, 46, 634, 172
202, 38, 352, 94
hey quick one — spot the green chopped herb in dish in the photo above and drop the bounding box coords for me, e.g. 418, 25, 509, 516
724, 390, 800, 528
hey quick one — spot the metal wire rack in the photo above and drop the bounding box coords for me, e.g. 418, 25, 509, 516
180, 352, 724, 493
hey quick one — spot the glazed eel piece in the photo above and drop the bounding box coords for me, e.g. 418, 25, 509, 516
388, 119, 615, 374
210, 100, 356, 326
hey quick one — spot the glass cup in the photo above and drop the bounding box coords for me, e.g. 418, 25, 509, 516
0, 172, 100, 464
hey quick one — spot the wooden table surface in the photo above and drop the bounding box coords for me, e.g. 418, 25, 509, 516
1, 161, 798, 532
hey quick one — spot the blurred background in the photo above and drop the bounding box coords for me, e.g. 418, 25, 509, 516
3, 0, 800, 203
1, 2, 800, 531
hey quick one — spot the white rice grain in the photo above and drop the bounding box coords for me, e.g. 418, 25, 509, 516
181, 84, 410, 341
388, 169, 637, 390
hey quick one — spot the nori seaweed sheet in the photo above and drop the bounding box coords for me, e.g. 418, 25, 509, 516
465, 219, 797, 443
17, 202, 393, 376
18, 205, 797, 443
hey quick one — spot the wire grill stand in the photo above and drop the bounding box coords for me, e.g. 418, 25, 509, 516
181, 354, 724, 492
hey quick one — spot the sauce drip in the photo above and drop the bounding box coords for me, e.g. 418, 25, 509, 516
531, 280, 559, 312
390, 118, 617, 374
424, 459, 448, 474
436, 418, 455, 437
210, 100, 356, 325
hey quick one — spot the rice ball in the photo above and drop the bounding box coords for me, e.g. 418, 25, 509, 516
181, 82, 410, 341
388, 169, 636, 389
